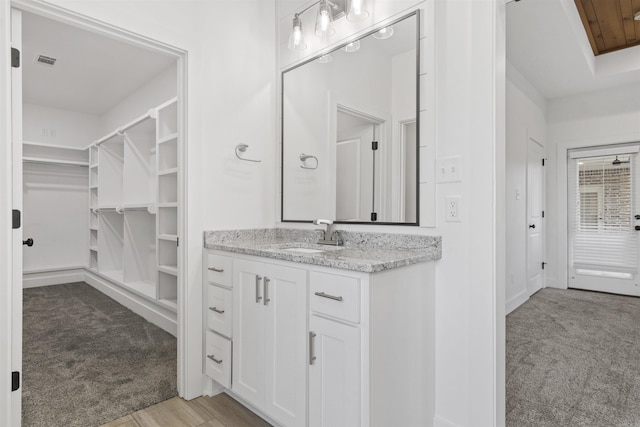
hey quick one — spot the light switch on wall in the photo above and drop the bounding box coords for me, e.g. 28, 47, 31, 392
437, 156, 462, 183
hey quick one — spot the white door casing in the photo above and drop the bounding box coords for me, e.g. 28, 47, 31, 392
527, 137, 544, 296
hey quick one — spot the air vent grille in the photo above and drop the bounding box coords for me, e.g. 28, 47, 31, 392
34, 54, 56, 67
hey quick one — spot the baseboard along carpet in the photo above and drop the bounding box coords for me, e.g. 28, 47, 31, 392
22, 282, 177, 427
507, 288, 640, 426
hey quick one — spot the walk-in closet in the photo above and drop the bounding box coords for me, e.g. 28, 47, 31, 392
18, 9, 182, 426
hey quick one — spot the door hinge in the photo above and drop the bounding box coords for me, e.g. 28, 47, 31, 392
371, 141, 378, 151
542, 210, 545, 218
11, 371, 20, 391
542, 158, 546, 166
542, 262, 547, 270
176, 237, 179, 247
12, 210, 21, 229
371, 212, 377, 222
11, 48, 20, 68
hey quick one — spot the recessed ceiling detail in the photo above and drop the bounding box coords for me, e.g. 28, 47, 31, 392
574, 0, 640, 56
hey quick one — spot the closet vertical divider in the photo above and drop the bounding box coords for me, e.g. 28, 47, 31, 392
155, 98, 179, 309
89, 145, 99, 271
97, 134, 125, 282
122, 115, 157, 300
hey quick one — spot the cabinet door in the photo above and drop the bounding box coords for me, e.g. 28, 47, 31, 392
264, 264, 307, 427
309, 315, 361, 427
232, 259, 265, 407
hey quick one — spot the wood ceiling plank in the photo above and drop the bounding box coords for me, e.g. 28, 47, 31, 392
575, 0, 602, 55
592, 0, 627, 50
579, 0, 607, 54
619, 0, 637, 43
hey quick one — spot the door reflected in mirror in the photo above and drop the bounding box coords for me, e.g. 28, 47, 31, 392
281, 11, 419, 224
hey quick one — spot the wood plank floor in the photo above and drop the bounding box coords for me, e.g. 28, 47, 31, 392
100, 394, 271, 427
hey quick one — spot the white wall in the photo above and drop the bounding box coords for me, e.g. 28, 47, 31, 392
546, 82, 640, 290
505, 63, 547, 313
99, 64, 177, 137
23, 102, 100, 147
277, 1, 505, 426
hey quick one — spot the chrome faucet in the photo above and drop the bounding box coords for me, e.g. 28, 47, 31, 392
314, 219, 342, 246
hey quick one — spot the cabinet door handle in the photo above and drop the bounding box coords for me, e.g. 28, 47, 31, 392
314, 291, 343, 302
209, 306, 224, 314
207, 354, 223, 364
208, 267, 224, 273
255, 275, 263, 303
309, 331, 317, 365
264, 277, 271, 306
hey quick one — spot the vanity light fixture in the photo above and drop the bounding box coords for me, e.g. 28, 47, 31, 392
317, 54, 333, 63
346, 0, 369, 22
287, 0, 372, 51
342, 40, 361, 52
372, 25, 394, 39
288, 14, 307, 51
635, 11, 640, 21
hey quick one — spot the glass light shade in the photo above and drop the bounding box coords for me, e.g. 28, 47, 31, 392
317, 54, 333, 63
346, 0, 369, 22
373, 26, 394, 40
288, 14, 307, 51
342, 40, 360, 53
315, 0, 335, 39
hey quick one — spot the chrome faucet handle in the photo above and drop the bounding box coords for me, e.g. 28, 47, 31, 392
314, 219, 341, 245
313, 219, 333, 226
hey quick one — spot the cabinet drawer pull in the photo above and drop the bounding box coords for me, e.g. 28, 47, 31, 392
309, 331, 317, 365
264, 277, 271, 306
207, 354, 223, 364
256, 276, 263, 303
208, 267, 224, 273
209, 306, 225, 314
314, 291, 343, 302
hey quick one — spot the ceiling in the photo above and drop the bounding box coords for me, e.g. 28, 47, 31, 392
506, 0, 640, 100
574, 0, 640, 56
21, 12, 176, 115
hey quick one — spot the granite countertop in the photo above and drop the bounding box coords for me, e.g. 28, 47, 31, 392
203, 228, 441, 273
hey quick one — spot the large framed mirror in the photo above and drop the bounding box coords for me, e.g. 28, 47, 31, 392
281, 11, 420, 225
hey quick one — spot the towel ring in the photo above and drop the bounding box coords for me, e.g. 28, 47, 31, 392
300, 153, 318, 170
235, 144, 262, 163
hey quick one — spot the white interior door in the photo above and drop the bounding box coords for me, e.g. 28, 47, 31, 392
568, 146, 640, 296
11, 7, 23, 427
527, 137, 544, 295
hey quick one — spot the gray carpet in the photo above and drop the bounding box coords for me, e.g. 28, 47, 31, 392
22, 282, 177, 427
507, 288, 640, 426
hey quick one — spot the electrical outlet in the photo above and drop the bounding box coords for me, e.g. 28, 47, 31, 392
445, 196, 461, 222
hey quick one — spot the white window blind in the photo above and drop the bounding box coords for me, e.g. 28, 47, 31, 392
569, 153, 638, 274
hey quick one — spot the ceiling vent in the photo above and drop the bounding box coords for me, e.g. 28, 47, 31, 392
33, 54, 57, 67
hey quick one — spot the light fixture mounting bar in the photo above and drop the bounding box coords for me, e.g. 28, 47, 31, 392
294, 0, 345, 19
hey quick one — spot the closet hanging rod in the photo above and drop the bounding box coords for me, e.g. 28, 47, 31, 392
94, 108, 157, 146
23, 159, 89, 168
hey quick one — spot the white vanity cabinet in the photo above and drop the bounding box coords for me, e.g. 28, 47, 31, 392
232, 258, 307, 427
203, 247, 435, 427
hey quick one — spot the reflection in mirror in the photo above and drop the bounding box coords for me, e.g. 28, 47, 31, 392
282, 12, 419, 224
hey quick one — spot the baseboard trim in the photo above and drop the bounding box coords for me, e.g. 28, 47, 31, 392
23, 267, 85, 288
84, 270, 177, 337
434, 414, 462, 427
506, 289, 530, 314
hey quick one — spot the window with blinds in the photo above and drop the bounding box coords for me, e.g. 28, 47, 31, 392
569, 153, 637, 277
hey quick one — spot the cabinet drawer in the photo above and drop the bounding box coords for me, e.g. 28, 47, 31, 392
310, 271, 360, 323
207, 253, 233, 287
205, 330, 232, 388
207, 285, 232, 338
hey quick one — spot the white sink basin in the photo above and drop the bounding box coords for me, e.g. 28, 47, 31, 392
283, 247, 326, 254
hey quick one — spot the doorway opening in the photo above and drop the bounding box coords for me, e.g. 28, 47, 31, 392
12, 6, 187, 426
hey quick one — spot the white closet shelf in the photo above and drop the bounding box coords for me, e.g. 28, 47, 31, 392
90, 164, 98, 168
157, 202, 178, 208
90, 226, 98, 231
123, 280, 157, 300
157, 234, 178, 242
101, 269, 124, 283
158, 265, 178, 276
23, 157, 89, 167
90, 185, 98, 189
158, 168, 178, 176
158, 134, 178, 145
89, 246, 98, 252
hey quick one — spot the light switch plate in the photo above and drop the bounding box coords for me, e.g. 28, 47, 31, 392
437, 155, 461, 183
